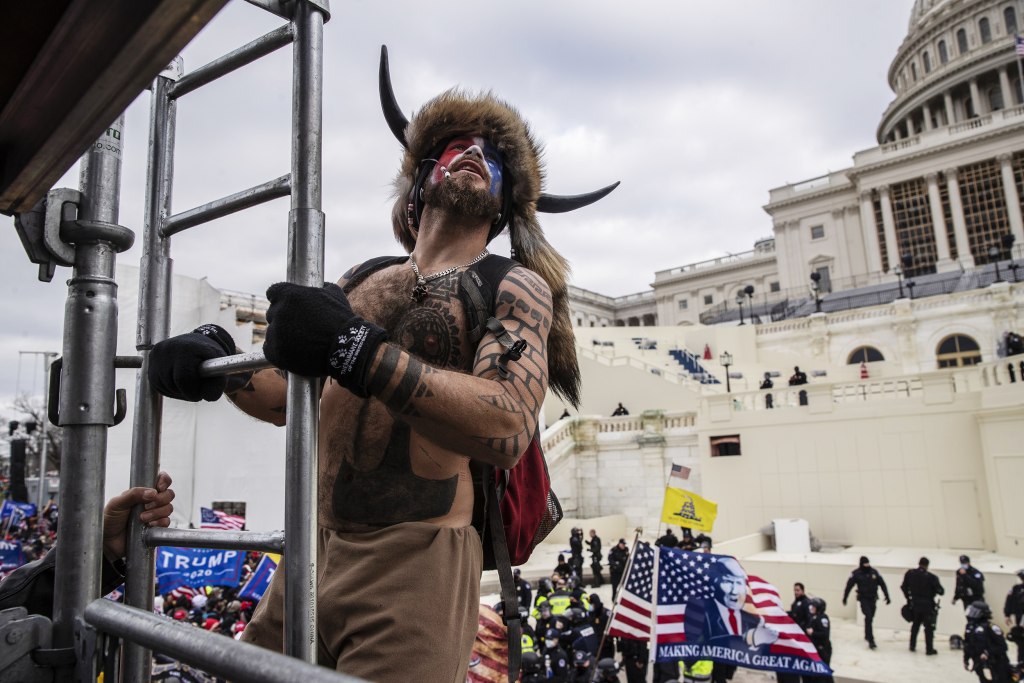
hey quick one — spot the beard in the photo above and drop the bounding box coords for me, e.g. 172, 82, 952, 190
423, 175, 501, 224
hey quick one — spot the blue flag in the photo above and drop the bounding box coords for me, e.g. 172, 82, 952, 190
155, 547, 246, 594
238, 554, 278, 601
0, 500, 36, 521
0, 540, 25, 572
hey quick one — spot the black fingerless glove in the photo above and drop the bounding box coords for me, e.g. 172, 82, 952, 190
148, 324, 235, 402
263, 282, 387, 397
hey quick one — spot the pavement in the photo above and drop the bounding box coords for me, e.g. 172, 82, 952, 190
482, 543, 996, 683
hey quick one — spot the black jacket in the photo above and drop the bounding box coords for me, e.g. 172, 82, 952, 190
954, 565, 985, 605
901, 567, 944, 605
806, 612, 832, 662
0, 548, 126, 618
788, 595, 811, 629
843, 566, 890, 603
963, 620, 1009, 668
608, 546, 629, 572
1005, 583, 1024, 619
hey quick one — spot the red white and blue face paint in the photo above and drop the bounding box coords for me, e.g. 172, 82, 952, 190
433, 135, 503, 196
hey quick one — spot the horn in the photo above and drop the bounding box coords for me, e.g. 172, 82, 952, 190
379, 45, 409, 148
536, 182, 620, 214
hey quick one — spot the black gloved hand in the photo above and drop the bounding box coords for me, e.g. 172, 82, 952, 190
263, 282, 387, 397
148, 324, 235, 402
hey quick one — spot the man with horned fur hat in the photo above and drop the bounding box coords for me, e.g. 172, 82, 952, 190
148, 47, 615, 681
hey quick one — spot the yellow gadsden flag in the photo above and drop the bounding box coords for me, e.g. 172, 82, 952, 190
660, 487, 718, 533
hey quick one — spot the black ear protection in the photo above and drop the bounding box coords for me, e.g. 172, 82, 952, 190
410, 141, 514, 243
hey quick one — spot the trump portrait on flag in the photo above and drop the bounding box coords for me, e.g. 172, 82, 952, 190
683, 556, 779, 652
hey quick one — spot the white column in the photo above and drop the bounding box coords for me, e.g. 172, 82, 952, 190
945, 167, 976, 267
998, 153, 1024, 246
906, 117, 916, 136
878, 185, 900, 270
923, 103, 934, 130
944, 91, 956, 125
999, 67, 1013, 110
925, 172, 953, 269
859, 190, 884, 273
969, 78, 985, 115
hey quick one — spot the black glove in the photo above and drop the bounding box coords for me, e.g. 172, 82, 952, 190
263, 282, 387, 397
148, 324, 235, 402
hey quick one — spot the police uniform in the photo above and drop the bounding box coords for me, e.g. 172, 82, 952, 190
515, 570, 533, 612
1004, 572, 1024, 664
618, 637, 649, 683
789, 595, 811, 630
842, 557, 890, 648
608, 542, 630, 599
805, 602, 833, 683
964, 608, 1012, 682
901, 560, 944, 654
954, 556, 985, 610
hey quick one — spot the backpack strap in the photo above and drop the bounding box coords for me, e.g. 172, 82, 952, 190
483, 464, 522, 683
341, 255, 407, 295
460, 254, 518, 346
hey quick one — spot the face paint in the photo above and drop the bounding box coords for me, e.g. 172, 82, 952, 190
434, 135, 503, 196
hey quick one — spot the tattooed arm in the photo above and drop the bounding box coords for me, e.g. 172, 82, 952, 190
224, 368, 289, 426
364, 265, 550, 469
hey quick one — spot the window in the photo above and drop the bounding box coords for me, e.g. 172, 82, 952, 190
979, 17, 992, 43
770, 281, 780, 293
923, 51, 931, 73
847, 346, 885, 364
1006, 7, 1018, 35
710, 435, 741, 457
938, 40, 949, 64
957, 28, 969, 54
936, 334, 982, 368
911, 62, 918, 82
212, 501, 247, 520
813, 266, 832, 293
990, 86, 1005, 111
810, 224, 825, 239
678, 299, 688, 310
704, 294, 713, 305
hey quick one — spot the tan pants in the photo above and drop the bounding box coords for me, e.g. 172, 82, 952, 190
243, 522, 483, 682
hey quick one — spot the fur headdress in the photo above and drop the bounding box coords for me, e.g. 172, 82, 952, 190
379, 47, 619, 407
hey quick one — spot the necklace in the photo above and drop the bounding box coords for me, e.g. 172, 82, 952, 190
409, 249, 489, 302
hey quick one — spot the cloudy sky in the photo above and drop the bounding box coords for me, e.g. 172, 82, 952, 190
0, 0, 917, 410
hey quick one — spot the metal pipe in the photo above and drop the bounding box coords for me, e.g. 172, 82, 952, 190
123, 67, 178, 683
84, 600, 368, 683
145, 527, 285, 553
51, 115, 128, 675
283, 0, 327, 662
169, 24, 295, 99
200, 351, 274, 377
160, 174, 291, 237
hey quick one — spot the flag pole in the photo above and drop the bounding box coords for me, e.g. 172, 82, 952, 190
646, 542, 660, 683
595, 528, 642, 682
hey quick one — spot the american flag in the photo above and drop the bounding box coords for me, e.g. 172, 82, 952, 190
607, 543, 821, 662
1017, 35, 1024, 57
670, 464, 691, 481
200, 507, 245, 531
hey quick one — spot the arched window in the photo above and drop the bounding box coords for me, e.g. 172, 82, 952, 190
936, 334, 982, 367
938, 40, 949, 64
1006, 7, 1018, 34
990, 86, 1005, 111
979, 18, 992, 43
911, 62, 918, 81
957, 28, 969, 54
923, 51, 931, 73
847, 346, 885, 364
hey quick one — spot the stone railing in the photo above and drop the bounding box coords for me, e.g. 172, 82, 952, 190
575, 345, 702, 389
541, 410, 698, 455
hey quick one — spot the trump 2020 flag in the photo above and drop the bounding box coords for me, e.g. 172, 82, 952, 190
238, 553, 278, 602
607, 543, 832, 678
660, 487, 717, 533
156, 547, 246, 594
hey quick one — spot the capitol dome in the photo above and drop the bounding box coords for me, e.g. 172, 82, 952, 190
878, 0, 1021, 143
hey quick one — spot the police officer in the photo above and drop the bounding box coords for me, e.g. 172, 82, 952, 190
842, 555, 890, 649
514, 567, 533, 612
1004, 569, 1024, 665
953, 555, 985, 610
535, 599, 555, 636
542, 627, 570, 682
588, 595, 616, 659
901, 556, 944, 654
963, 601, 1012, 683
587, 529, 604, 587
805, 597, 834, 683
521, 607, 539, 658
618, 636, 649, 683
569, 649, 596, 682
789, 582, 812, 631
520, 651, 546, 683
609, 539, 630, 599
595, 657, 620, 682
533, 577, 554, 616
569, 527, 585, 580
656, 527, 679, 548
